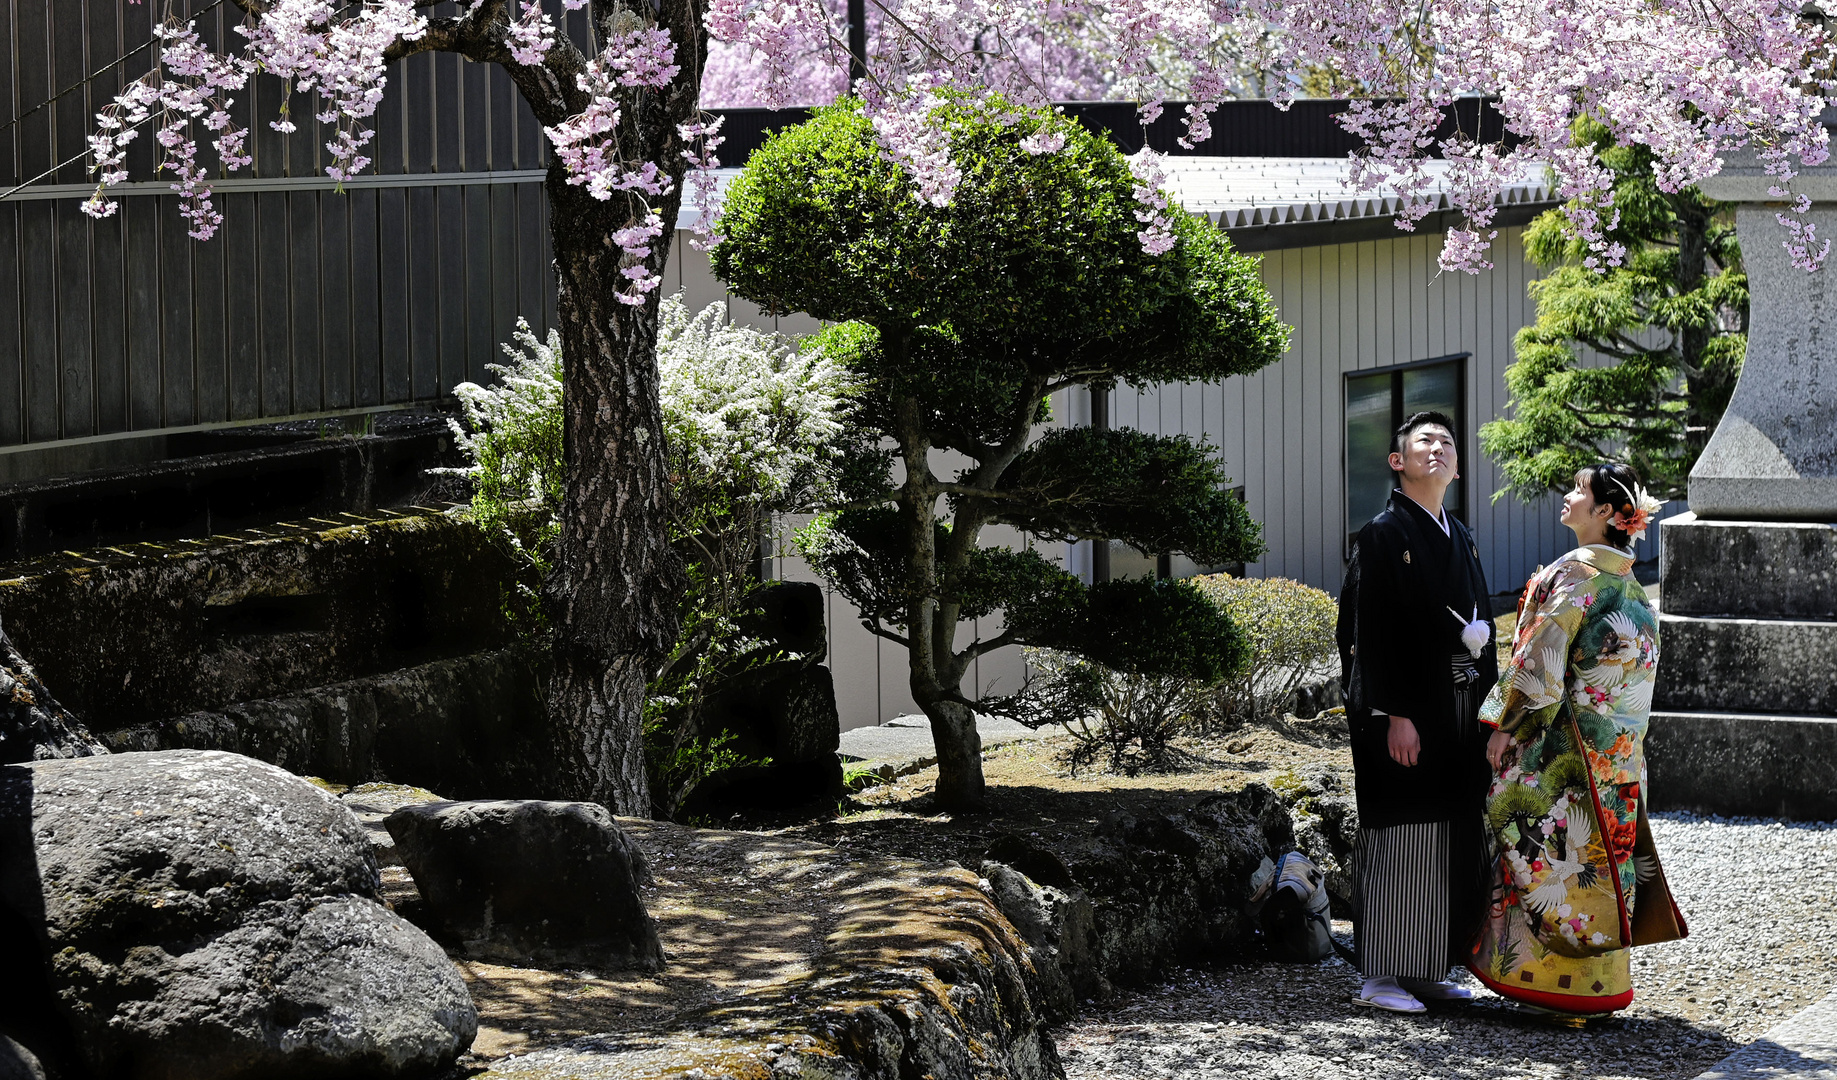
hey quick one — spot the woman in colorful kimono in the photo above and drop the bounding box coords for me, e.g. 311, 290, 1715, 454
1470, 462, 1687, 1017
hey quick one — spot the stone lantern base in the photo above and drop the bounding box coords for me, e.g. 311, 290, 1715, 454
1647, 512, 1837, 819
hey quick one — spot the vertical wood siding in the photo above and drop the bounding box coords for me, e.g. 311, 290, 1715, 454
0, 0, 563, 448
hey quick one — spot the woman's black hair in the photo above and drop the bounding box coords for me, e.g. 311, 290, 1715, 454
1576, 461, 1643, 548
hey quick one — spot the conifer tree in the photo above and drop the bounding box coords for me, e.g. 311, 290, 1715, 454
1480, 120, 1749, 503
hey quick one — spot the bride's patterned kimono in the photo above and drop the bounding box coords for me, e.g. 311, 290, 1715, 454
1470, 545, 1687, 1014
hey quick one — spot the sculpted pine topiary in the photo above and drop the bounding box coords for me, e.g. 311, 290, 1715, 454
712, 98, 1290, 810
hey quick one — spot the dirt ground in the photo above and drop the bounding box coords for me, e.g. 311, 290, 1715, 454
788, 718, 1352, 867
397, 823, 885, 1061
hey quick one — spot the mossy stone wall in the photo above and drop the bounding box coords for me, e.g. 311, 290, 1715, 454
0, 506, 517, 733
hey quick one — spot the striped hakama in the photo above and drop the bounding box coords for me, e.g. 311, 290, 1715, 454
1355, 820, 1452, 981
1353, 649, 1482, 982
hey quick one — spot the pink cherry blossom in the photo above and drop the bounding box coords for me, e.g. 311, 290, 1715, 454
86, 0, 1837, 275
1128, 149, 1178, 255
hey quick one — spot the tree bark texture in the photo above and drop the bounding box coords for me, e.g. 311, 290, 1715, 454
541, 177, 688, 814
894, 384, 984, 811
0, 628, 105, 763
893, 363, 1049, 812
478, 0, 705, 814
220, 0, 709, 812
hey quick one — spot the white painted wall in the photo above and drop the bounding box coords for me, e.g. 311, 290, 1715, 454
662, 221, 1672, 731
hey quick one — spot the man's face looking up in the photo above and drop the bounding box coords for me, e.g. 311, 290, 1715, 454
1389, 424, 1458, 487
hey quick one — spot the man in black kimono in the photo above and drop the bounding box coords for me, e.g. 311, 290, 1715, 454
1336, 411, 1498, 1013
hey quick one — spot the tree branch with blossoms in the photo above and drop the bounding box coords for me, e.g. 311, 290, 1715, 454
705, 0, 1837, 273
82, 0, 731, 301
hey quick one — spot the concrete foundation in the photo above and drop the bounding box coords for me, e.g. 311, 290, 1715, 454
1659, 514, 1837, 619
1646, 709, 1837, 820
1656, 613, 1837, 715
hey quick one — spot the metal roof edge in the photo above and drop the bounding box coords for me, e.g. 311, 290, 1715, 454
1222, 199, 1560, 253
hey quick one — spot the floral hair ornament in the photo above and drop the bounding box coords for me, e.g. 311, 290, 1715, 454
1606, 477, 1664, 544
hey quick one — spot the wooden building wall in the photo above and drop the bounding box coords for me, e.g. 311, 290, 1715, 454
0, 0, 565, 453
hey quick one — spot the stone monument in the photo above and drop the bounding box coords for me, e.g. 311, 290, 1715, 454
1648, 142, 1837, 819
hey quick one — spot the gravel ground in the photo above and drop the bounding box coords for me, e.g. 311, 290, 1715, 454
1057, 813, 1837, 1080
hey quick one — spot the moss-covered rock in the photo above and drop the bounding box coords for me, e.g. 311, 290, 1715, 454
103, 646, 554, 797
471, 825, 1063, 1080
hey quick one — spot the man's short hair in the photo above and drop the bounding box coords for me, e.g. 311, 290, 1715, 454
1391, 410, 1457, 457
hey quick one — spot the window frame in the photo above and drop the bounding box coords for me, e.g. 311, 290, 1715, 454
1342, 352, 1471, 560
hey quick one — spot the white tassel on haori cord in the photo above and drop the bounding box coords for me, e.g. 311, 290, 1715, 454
1449, 605, 1490, 658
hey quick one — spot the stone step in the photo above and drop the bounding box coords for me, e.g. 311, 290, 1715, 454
1659, 513, 1837, 619
1647, 709, 1837, 820
835, 713, 1055, 777
1655, 613, 1837, 715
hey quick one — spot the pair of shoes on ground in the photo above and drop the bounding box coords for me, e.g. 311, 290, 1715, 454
1354, 975, 1476, 1013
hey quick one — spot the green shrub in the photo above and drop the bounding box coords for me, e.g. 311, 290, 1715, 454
1189, 574, 1339, 727
1015, 647, 1211, 776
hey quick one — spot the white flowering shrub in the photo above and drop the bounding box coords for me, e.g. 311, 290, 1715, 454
440, 318, 565, 628
647, 297, 856, 815
448, 296, 853, 816
656, 294, 854, 544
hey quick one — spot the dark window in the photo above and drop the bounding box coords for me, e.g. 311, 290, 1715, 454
1344, 354, 1468, 554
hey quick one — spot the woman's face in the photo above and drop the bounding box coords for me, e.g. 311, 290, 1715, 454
1561, 472, 1606, 532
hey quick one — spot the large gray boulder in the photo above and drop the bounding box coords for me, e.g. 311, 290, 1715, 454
385, 800, 665, 971
1045, 783, 1296, 987
979, 858, 1105, 1023
0, 750, 476, 1080
0, 1037, 45, 1080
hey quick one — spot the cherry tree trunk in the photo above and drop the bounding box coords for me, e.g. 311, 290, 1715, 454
488, 0, 706, 815
541, 173, 686, 815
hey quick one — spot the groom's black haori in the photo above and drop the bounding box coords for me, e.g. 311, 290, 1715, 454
1338, 489, 1499, 978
